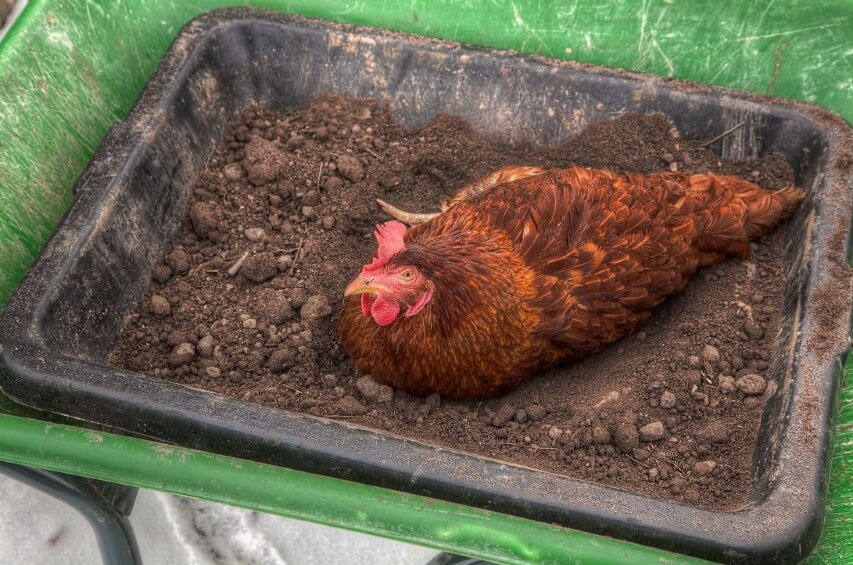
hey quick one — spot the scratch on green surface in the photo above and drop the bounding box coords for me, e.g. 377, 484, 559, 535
152, 444, 177, 458
509, 1, 555, 57
0, 0, 154, 305
152, 443, 194, 464
768, 38, 789, 95
736, 21, 847, 42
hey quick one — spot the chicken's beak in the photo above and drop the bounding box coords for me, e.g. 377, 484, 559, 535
344, 277, 388, 298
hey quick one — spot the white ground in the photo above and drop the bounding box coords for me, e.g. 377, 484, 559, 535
0, 474, 439, 565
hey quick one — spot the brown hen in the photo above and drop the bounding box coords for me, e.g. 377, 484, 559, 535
339, 166, 804, 399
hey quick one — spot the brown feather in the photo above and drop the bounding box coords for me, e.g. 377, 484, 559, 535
339, 167, 804, 399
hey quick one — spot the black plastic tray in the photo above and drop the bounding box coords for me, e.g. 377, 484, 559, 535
2, 9, 853, 564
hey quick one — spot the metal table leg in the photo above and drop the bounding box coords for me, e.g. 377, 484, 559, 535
0, 462, 142, 565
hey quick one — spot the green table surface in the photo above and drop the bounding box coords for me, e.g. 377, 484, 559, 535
0, 1, 851, 563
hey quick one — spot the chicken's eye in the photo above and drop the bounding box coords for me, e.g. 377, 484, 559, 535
399, 269, 415, 282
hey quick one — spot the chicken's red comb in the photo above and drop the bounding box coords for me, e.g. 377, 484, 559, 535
363, 221, 407, 272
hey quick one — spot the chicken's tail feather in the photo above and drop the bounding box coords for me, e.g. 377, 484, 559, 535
732, 179, 806, 239
686, 173, 804, 264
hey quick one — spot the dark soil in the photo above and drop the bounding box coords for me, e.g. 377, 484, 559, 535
109, 96, 796, 511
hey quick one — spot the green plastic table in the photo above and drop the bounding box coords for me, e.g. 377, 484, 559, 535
0, 1, 851, 563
